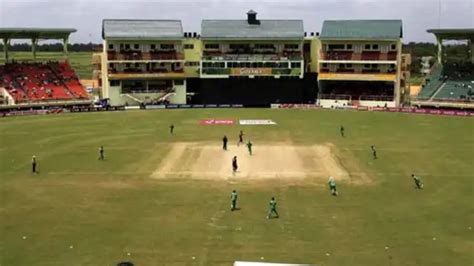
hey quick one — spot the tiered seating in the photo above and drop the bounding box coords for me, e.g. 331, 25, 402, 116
417, 64, 444, 99
0, 61, 89, 104
54, 62, 89, 99
417, 62, 474, 101
432, 63, 474, 101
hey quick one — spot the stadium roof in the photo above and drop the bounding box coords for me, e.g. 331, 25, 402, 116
427, 28, 474, 40
102, 19, 183, 40
320, 20, 403, 40
0, 28, 76, 40
201, 20, 304, 40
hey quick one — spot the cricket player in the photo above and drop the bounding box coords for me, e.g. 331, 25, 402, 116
232, 156, 238, 173
246, 140, 253, 155
238, 130, 244, 146
371, 145, 377, 159
31, 155, 37, 174
328, 176, 338, 196
223, 135, 228, 151
340, 125, 345, 137
99, 146, 104, 160
412, 174, 424, 189
267, 197, 279, 219
170, 124, 174, 134
231, 190, 238, 211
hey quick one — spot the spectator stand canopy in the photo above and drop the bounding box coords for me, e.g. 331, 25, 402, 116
0, 27, 77, 61
427, 28, 474, 64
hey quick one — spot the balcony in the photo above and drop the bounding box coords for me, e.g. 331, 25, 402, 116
202, 52, 302, 61
319, 69, 396, 81
108, 68, 185, 79
201, 67, 301, 77
320, 51, 398, 62
107, 51, 184, 61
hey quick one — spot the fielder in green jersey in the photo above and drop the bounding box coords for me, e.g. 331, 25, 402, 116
267, 197, 279, 219
231, 190, 238, 211
328, 176, 338, 196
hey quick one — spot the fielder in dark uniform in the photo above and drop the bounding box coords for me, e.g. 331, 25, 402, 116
238, 130, 244, 146
246, 140, 253, 155
412, 174, 424, 189
31, 155, 37, 174
223, 135, 228, 151
170, 124, 174, 134
267, 197, 279, 219
232, 156, 238, 173
371, 145, 377, 159
99, 146, 105, 160
340, 125, 345, 137
231, 190, 238, 211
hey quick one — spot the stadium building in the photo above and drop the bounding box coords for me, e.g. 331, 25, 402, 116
317, 20, 410, 108
413, 29, 474, 109
100, 19, 188, 106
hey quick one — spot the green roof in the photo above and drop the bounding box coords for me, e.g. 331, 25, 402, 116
0, 28, 76, 40
427, 28, 474, 40
320, 20, 403, 40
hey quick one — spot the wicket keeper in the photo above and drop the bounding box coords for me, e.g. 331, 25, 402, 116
328, 176, 338, 196
232, 156, 238, 173
246, 140, 253, 155
99, 146, 105, 160
412, 174, 424, 189
267, 197, 279, 219
223, 135, 228, 151
231, 190, 238, 211
31, 155, 37, 174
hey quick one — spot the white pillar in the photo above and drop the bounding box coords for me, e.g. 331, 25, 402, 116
437, 37, 443, 64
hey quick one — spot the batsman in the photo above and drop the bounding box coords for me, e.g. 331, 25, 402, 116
412, 174, 424, 189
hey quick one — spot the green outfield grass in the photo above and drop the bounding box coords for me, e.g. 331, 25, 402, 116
0, 109, 473, 265
0, 52, 93, 79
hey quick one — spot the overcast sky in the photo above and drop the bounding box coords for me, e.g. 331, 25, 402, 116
0, 0, 473, 43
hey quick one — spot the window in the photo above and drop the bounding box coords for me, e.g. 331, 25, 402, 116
291, 62, 301, 68
346, 44, 353, 50
328, 44, 345, 50
184, 61, 200, 67
150, 44, 156, 50
254, 44, 274, 49
364, 44, 371, 50
346, 64, 353, 68
339, 63, 345, 68
284, 44, 299, 50
134, 44, 139, 49
322, 63, 328, 68
205, 44, 220, 50
184, 44, 194, 49
372, 44, 379, 50
125, 44, 130, 49
108, 44, 114, 50
160, 44, 174, 50
364, 64, 371, 68
391, 44, 397, 50
110, 80, 120, 86
126, 63, 131, 67
174, 80, 184, 85
371, 64, 378, 69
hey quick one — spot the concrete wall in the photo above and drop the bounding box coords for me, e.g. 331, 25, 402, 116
359, 100, 396, 107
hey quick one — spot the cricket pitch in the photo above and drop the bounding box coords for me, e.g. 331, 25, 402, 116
151, 142, 367, 183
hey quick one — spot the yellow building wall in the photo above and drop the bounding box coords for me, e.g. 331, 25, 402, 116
183, 38, 202, 77
308, 37, 320, 73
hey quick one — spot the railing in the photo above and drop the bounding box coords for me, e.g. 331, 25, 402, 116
318, 94, 352, 100
320, 51, 398, 61
359, 95, 394, 101
107, 52, 184, 61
